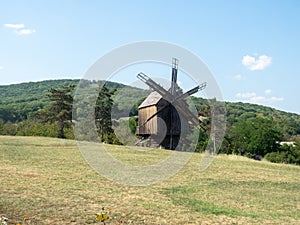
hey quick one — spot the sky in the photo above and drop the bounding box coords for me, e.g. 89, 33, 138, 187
0, 0, 300, 114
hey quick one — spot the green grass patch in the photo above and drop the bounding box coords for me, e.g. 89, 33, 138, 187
164, 187, 260, 218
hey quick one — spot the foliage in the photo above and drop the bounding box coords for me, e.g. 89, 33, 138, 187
128, 116, 138, 134
0, 121, 17, 136
0, 79, 77, 123
129, 97, 146, 117
112, 119, 139, 146
36, 84, 75, 138
16, 120, 59, 137
112, 87, 149, 119
225, 101, 300, 139
227, 117, 283, 157
95, 85, 120, 144
1, 79, 300, 140
15, 120, 74, 139
264, 144, 300, 165
186, 127, 208, 152
1, 79, 300, 165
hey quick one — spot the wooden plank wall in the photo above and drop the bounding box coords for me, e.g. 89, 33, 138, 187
137, 106, 158, 135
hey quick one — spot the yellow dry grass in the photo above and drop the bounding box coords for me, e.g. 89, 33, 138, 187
0, 136, 299, 224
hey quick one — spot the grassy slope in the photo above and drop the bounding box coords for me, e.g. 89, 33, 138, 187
0, 136, 299, 224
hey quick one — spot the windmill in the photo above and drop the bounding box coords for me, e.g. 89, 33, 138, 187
136, 58, 206, 150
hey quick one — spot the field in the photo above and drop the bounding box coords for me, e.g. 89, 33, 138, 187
1, 136, 299, 224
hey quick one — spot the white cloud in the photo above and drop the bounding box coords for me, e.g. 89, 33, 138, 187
0, 66, 3, 70
4, 23, 25, 29
236, 91, 284, 105
236, 92, 256, 98
270, 96, 284, 102
15, 29, 36, 35
233, 74, 243, 80
4, 23, 35, 35
242, 54, 272, 71
264, 89, 272, 95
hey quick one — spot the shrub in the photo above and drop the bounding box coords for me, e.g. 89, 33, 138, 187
264, 144, 300, 165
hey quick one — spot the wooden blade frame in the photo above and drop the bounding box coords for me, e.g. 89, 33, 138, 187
137, 72, 205, 128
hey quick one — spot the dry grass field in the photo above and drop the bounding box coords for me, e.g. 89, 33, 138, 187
1, 136, 299, 224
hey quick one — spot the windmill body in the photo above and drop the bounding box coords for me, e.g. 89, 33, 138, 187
136, 58, 206, 150
136, 91, 181, 149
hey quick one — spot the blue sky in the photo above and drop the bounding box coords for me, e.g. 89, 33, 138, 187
0, 0, 300, 114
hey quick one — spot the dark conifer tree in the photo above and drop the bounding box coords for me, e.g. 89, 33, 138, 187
46, 85, 75, 138
95, 86, 116, 142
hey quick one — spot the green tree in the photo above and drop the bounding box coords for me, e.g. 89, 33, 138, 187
128, 116, 138, 134
265, 143, 300, 165
228, 117, 283, 157
38, 85, 75, 138
95, 86, 117, 143
1, 122, 17, 135
0, 119, 4, 134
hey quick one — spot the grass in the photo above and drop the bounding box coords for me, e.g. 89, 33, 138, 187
1, 135, 300, 224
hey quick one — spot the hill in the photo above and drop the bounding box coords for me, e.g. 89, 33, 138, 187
0, 79, 150, 122
225, 101, 300, 139
1, 79, 300, 150
1, 79, 300, 128
0, 136, 299, 224
192, 96, 300, 141
0, 80, 77, 122
0, 79, 132, 122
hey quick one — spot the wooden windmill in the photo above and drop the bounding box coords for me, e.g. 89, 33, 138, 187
136, 58, 206, 150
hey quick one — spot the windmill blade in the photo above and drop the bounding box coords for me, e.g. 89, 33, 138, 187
137, 72, 206, 130
140, 101, 207, 132
170, 82, 207, 127
176, 82, 206, 101
137, 72, 201, 128
172, 101, 200, 128
138, 102, 208, 138
198, 82, 207, 91
137, 73, 175, 102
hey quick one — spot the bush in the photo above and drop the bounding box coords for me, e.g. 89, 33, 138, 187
264, 152, 286, 163
101, 133, 122, 145
264, 144, 300, 165
128, 116, 138, 135
16, 120, 60, 138
0, 122, 17, 135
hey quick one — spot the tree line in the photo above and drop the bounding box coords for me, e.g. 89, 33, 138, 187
193, 101, 300, 165
0, 80, 299, 165
0, 82, 119, 143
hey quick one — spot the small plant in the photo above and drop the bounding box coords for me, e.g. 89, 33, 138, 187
0, 216, 30, 225
96, 207, 109, 224
0, 216, 8, 225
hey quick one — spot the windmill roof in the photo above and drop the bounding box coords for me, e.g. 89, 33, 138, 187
138, 91, 163, 109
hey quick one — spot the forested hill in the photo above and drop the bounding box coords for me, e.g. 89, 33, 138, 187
0, 79, 127, 122
226, 101, 300, 133
191, 96, 300, 141
0, 80, 77, 122
1, 79, 300, 141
